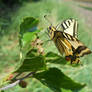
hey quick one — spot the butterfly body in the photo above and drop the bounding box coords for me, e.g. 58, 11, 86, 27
47, 18, 91, 64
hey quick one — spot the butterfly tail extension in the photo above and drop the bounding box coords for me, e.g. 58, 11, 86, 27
73, 19, 78, 38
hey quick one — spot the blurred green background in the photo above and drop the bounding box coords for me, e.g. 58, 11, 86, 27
0, 0, 92, 92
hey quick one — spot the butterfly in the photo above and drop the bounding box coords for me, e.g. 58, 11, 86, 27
45, 16, 91, 64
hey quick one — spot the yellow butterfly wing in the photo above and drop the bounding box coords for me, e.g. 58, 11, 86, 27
53, 31, 73, 56
53, 31, 91, 63
63, 32, 91, 57
56, 18, 78, 38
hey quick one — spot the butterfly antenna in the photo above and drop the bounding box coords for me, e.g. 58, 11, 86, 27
44, 15, 52, 25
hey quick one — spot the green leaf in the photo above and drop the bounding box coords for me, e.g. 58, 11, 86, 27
45, 52, 67, 65
19, 17, 40, 54
22, 32, 36, 49
15, 55, 46, 73
20, 17, 39, 35
35, 68, 86, 92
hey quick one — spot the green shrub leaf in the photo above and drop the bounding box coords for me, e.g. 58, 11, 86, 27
15, 55, 46, 73
19, 17, 40, 54
45, 52, 67, 65
20, 17, 39, 35
35, 68, 86, 92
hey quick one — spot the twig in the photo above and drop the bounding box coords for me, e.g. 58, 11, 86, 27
0, 80, 20, 91
18, 72, 35, 81
0, 72, 35, 91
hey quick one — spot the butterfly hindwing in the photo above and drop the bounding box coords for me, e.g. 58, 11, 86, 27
63, 32, 91, 56
61, 31, 91, 63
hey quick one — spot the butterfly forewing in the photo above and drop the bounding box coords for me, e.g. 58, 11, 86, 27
53, 31, 73, 56
57, 18, 78, 38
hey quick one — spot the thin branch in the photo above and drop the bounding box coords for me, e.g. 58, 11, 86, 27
0, 72, 35, 91
18, 72, 35, 81
0, 80, 20, 91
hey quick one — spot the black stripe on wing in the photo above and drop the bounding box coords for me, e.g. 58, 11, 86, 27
61, 19, 72, 30
73, 46, 92, 57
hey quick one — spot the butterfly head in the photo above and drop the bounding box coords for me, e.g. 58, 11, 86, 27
44, 15, 56, 39
47, 25, 56, 39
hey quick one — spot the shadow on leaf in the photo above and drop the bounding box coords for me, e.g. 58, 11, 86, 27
34, 68, 86, 92
45, 52, 67, 65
